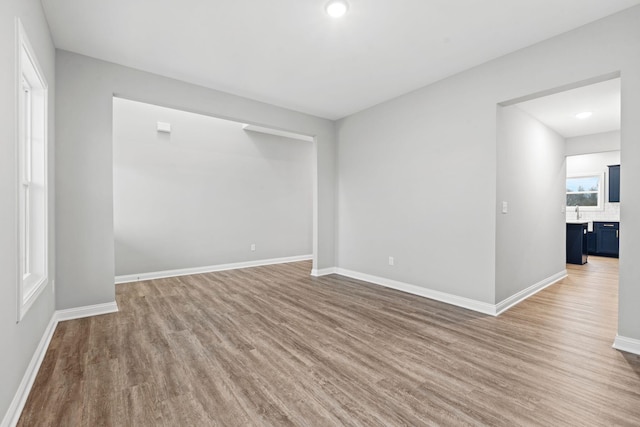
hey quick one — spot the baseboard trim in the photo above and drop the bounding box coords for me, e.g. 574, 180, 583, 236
334, 268, 497, 316
310, 267, 337, 277
56, 301, 119, 322
1, 315, 57, 427
495, 270, 567, 315
1, 300, 120, 427
613, 335, 640, 356
115, 254, 313, 284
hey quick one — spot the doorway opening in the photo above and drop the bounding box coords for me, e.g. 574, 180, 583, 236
496, 73, 621, 339
515, 77, 621, 263
111, 97, 315, 283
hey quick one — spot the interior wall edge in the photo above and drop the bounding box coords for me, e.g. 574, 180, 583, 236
0, 300, 121, 427
333, 267, 568, 317
334, 268, 497, 316
613, 335, 640, 356
495, 270, 568, 315
0, 315, 57, 427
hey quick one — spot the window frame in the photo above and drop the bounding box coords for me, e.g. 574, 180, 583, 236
16, 18, 49, 321
566, 171, 605, 212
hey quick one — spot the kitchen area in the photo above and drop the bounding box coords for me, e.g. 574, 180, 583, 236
500, 76, 621, 281
513, 77, 621, 267
565, 141, 620, 265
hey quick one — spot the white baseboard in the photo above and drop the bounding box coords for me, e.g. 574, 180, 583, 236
115, 254, 313, 284
495, 270, 567, 315
334, 268, 497, 316
331, 268, 567, 317
613, 335, 640, 356
310, 267, 337, 277
56, 301, 119, 322
1, 315, 57, 427
1, 301, 119, 427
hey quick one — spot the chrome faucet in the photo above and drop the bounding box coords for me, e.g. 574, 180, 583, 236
575, 205, 580, 220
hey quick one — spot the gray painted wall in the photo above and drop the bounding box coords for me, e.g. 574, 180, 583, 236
56, 50, 336, 310
113, 98, 313, 276
337, 4, 640, 343
496, 106, 566, 303
336, 79, 498, 303
566, 130, 620, 156
0, 0, 56, 421
2, 3, 639, 423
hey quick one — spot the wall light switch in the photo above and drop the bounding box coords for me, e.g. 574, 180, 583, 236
251, 243, 256, 251
157, 121, 171, 133
388, 256, 394, 266
502, 201, 508, 214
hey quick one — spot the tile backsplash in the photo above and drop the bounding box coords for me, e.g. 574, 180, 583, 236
566, 202, 620, 222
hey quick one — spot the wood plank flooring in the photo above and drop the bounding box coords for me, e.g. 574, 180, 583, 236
18, 256, 640, 426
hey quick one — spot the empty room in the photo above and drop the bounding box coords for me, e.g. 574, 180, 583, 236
2, 1, 640, 426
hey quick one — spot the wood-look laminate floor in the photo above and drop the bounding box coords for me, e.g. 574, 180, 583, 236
18, 256, 640, 426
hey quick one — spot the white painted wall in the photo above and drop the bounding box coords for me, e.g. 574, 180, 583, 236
0, 0, 56, 422
496, 106, 566, 303
566, 130, 620, 156
56, 50, 336, 310
113, 98, 313, 276
338, 3, 640, 344
566, 151, 621, 222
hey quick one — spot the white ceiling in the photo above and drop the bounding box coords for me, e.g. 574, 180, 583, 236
41, 0, 640, 120
516, 78, 621, 138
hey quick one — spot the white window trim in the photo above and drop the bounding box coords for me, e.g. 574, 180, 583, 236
566, 171, 605, 212
16, 18, 49, 321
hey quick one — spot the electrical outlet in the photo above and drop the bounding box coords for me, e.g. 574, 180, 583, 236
388, 256, 394, 266
502, 201, 508, 214
251, 243, 256, 251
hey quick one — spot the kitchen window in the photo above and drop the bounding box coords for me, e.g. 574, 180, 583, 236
566, 173, 603, 210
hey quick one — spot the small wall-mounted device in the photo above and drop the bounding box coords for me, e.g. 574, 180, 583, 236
157, 121, 171, 133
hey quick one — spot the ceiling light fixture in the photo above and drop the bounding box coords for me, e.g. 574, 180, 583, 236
326, 0, 349, 18
575, 111, 593, 120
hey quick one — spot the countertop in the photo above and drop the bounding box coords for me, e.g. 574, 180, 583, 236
566, 220, 620, 232
566, 221, 589, 231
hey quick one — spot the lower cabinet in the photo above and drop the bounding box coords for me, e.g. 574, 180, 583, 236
587, 231, 597, 254
590, 221, 619, 258
567, 223, 588, 265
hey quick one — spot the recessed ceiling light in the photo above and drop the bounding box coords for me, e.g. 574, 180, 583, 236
575, 111, 593, 120
326, 0, 349, 18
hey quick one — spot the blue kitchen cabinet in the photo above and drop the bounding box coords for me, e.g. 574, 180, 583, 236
593, 221, 619, 257
608, 165, 620, 203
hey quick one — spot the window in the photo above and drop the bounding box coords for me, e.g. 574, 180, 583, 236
566, 173, 603, 210
17, 19, 48, 321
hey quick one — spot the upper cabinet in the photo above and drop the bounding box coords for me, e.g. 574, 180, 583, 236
608, 164, 620, 203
